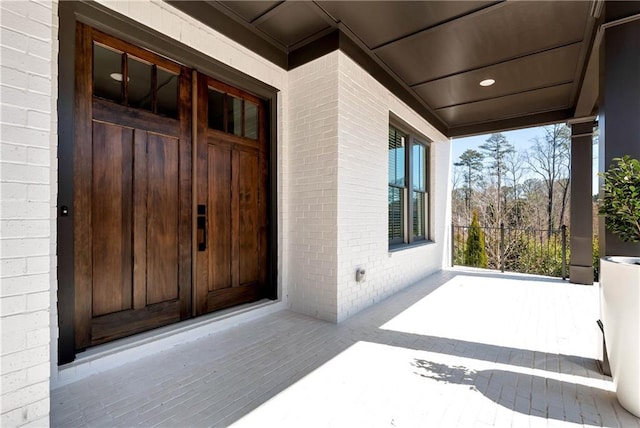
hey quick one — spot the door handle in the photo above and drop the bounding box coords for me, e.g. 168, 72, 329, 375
197, 204, 207, 251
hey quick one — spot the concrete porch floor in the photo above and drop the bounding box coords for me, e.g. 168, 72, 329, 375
51, 269, 640, 427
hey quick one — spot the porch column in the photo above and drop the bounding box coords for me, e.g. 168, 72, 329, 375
569, 119, 595, 285
599, 4, 640, 257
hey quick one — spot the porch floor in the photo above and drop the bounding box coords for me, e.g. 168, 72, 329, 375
51, 269, 640, 427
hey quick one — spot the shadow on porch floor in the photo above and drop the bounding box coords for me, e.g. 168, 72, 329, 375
51, 269, 640, 427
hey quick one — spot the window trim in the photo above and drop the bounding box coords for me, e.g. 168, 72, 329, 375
388, 119, 431, 248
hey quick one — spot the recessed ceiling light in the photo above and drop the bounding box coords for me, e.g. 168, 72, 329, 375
480, 79, 495, 87
109, 73, 129, 82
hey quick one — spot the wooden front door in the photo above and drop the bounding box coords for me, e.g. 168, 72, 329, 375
194, 74, 269, 315
73, 25, 192, 349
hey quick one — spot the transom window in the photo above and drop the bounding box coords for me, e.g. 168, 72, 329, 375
207, 86, 259, 140
93, 43, 179, 118
388, 124, 430, 247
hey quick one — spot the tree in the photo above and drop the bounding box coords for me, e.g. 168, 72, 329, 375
525, 124, 571, 236
504, 150, 527, 228
465, 211, 488, 268
479, 133, 515, 225
454, 149, 484, 217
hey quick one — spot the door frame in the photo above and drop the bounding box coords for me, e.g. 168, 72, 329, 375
57, 1, 279, 364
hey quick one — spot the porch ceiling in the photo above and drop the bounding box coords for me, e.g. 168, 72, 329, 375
168, 1, 600, 137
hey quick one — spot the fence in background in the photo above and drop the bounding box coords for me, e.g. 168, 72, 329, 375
452, 223, 567, 279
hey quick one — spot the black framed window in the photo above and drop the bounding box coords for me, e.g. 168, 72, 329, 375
412, 141, 427, 240
388, 124, 430, 247
388, 127, 405, 244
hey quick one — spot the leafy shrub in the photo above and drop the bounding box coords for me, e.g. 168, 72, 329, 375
599, 155, 640, 242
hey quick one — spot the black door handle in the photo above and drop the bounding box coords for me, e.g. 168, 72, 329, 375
197, 204, 207, 251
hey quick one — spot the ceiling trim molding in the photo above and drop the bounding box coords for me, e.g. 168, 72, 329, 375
448, 109, 573, 138
370, 0, 506, 52
288, 30, 340, 70
337, 31, 448, 135
409, 41, 584, 89
432, 80, 575, 112
164, 0, 447, 134
167, 1, 288, 68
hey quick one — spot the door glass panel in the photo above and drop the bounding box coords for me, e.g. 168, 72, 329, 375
207, 88, 224, 131
245, 101, 258, 140
227, 95, 243, 137
127, 56, 152, 111
157, 67, 178, 119
93, 44, 123, 103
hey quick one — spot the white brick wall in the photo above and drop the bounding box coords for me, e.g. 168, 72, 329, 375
335, 52, 451, 321
285, 51, 451, 323
287, 53, 340, 322
1, 0, 58, 426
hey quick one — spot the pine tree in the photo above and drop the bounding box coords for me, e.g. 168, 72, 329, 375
479, 133, 515, 225
466, 211, 488, 268
453, 149, 484, 217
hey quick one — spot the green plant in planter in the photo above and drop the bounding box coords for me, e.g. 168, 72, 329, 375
598, 155, 640, 242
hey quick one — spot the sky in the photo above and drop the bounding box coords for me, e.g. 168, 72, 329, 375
452, 125, 600, 195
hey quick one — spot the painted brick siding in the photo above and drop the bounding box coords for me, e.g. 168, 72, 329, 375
335, 52, 451, 322
286, 53, 340, 322
1, 0, 58, 426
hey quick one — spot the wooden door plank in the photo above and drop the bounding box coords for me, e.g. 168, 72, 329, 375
91, 122, 133, 316
177, 67, 193, 320
91, 300, 180, 346
133, 129, 148, 310
259, 151, 269, 287
208, 144, 232, 291
146, 133, 179, 305
93, 99, 180, 136
258, 100, 269, 288
195, 73, 209, 316
238, 151, 259, 285
231, 150, 240, 289
206, 283, 262, 313
74, 23, 93, 349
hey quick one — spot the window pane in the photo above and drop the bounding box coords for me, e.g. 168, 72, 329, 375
207, 88, 224, 131
412, 143, 426, 191
389, 186, 404, 242
245, 101, 258, 140
413, 191, 426, 238
227, 95, 243, 137
157, 68, 178, 118
93, 44, 123, 103
388, 127, 405, 186
127, 56, 152, 111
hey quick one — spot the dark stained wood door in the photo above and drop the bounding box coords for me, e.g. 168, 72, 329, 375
73, 25, 192, 348
195, 73, 269, 315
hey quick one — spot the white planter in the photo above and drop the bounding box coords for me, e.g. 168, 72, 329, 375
600, 256, 640, 417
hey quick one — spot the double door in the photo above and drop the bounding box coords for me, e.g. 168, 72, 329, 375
72, 25, 269, 350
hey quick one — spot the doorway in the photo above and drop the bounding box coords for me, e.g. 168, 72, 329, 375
70, 24, 271, 352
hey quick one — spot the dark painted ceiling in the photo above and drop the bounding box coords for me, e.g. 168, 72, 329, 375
169, 1, 600, 137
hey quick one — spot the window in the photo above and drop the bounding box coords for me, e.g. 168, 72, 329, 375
206, 86, 261, 140
388, 124, 429, 246
93, 43, 179, 119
